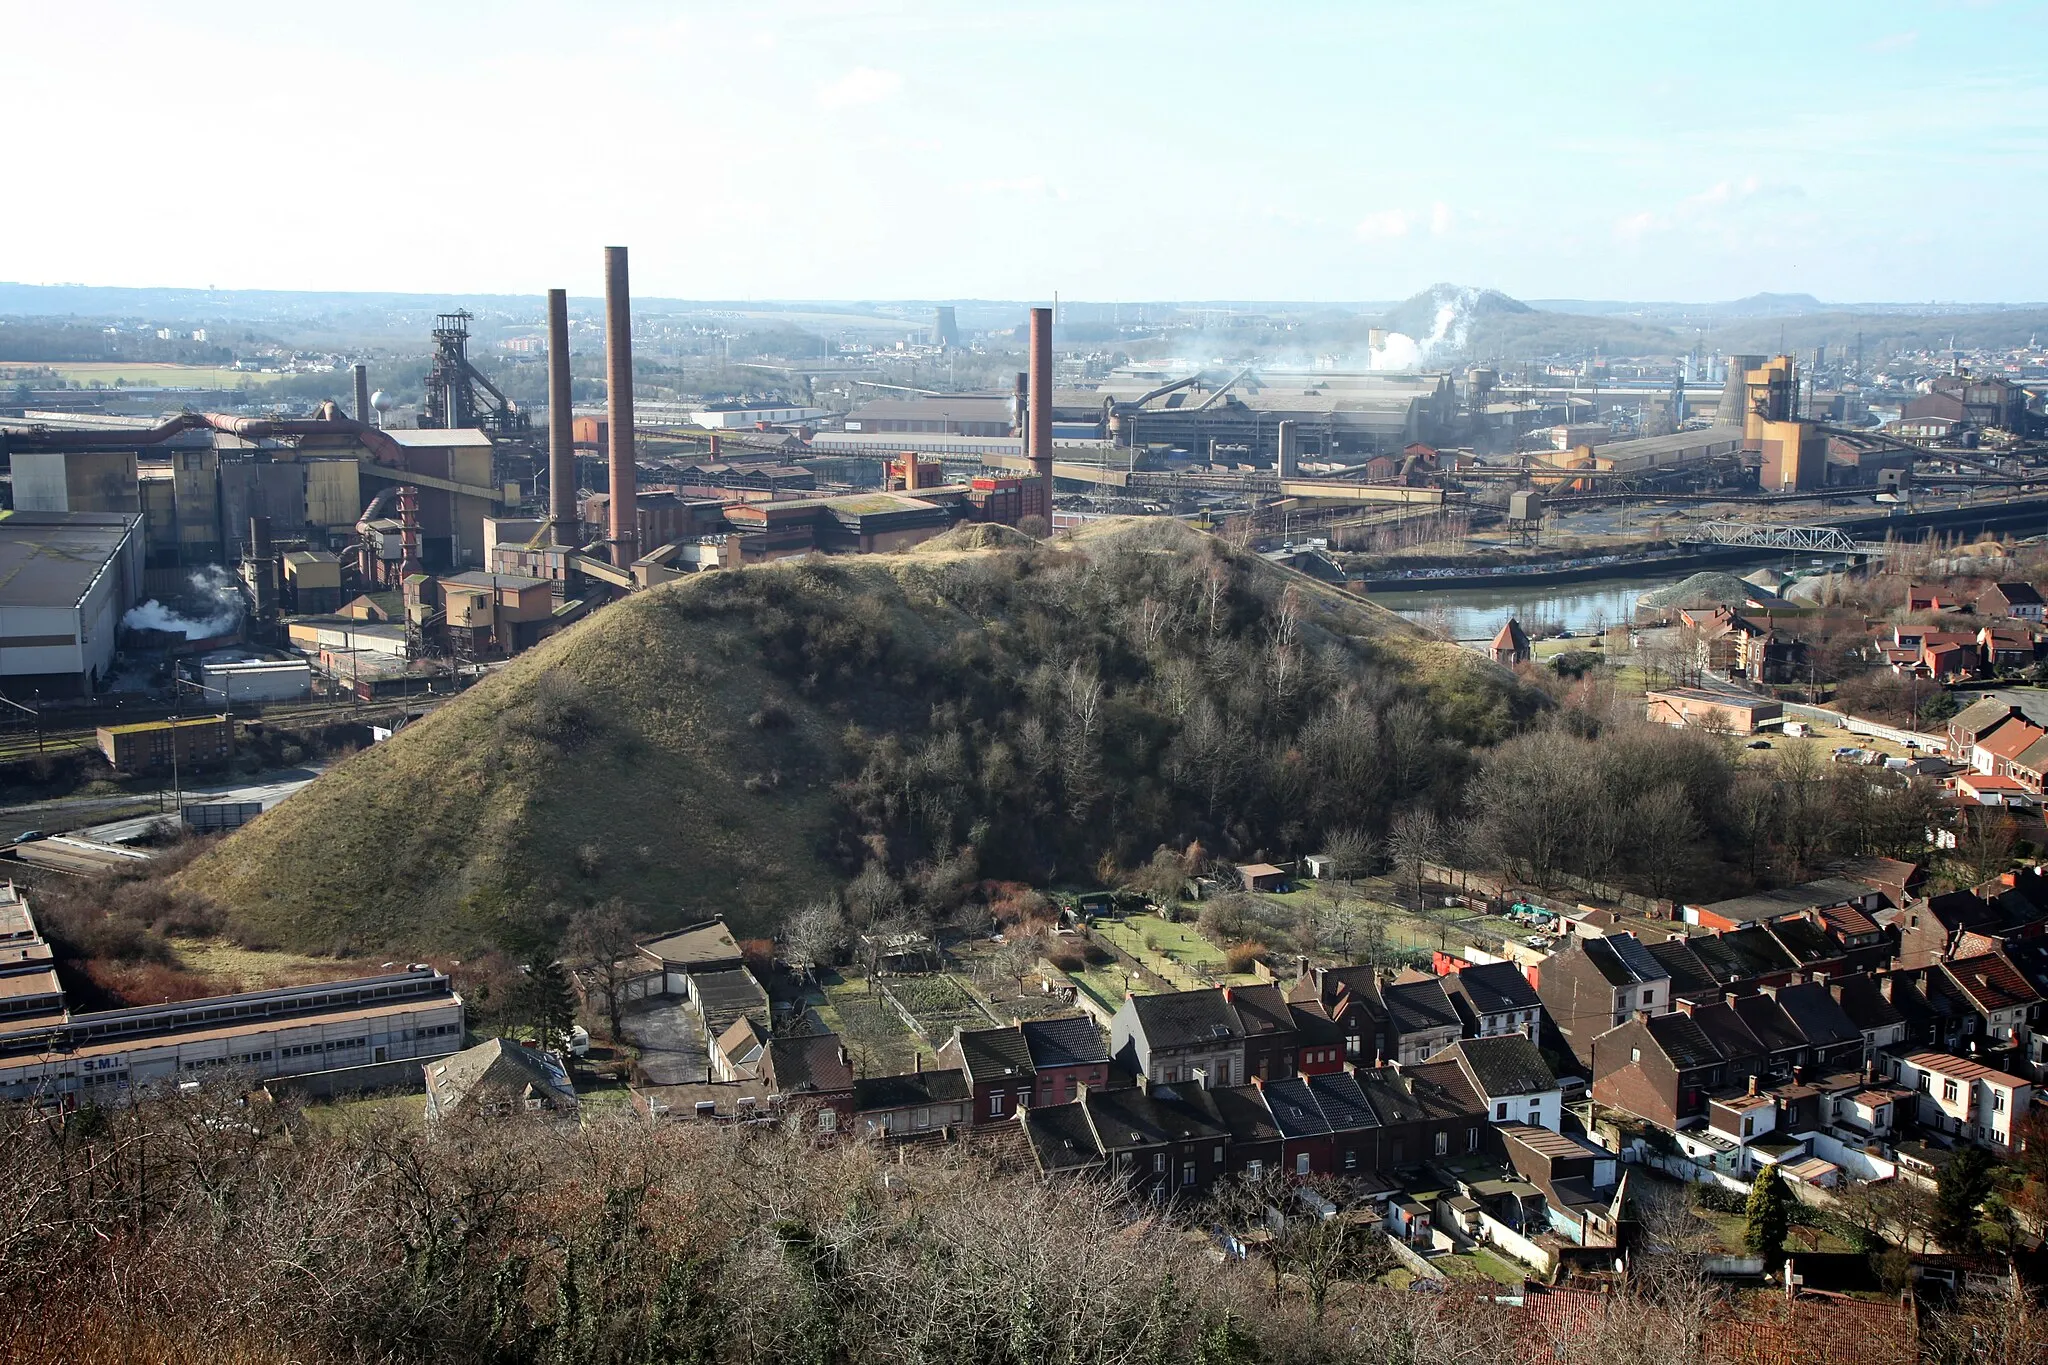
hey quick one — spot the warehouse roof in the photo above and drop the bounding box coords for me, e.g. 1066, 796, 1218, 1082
0, 510, 138, 610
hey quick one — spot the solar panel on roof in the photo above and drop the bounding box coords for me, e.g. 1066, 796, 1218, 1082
1607, 935, 1663, 983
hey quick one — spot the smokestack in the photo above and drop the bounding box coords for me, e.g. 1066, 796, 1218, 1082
351, 364, 370, 426
604, 246, 637, 568
1028, 306, 1053, 527
1276, 420, 1299, 478
546, 288, 577, 547
1012, 371, 1028, 437
249, 515, 276, 615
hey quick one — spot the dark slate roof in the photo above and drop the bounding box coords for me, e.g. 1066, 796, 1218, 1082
1830, 975, 1905, 1033
1206, 1084, 1282, 1144
1922, 890, 1999, 932
1579, 934, 1666, 987
1644, 1012, 1724, 1070
1288, 1003, 1345, 1045
1767, 984, 1862, 1052
1450, 961, 1541, 1015
1226, 982, 1295, 1037
1306, 965, 1386, 1020
764, 1033, 853, 1093
950, 1024, 1035, 1083
1128, 988, 1244, 1051
1087, 1085, 1228, 1148
1765, 917, 1844, 967
852, 1069, 972, 1110
1355, 1066, 1429, 1126
1022, 1102, 1104, 1174
1306, 1071, 1380, 1133
1698, 878, 1878, 925
1383, 977, 1461, 1036
1729, 995, 1805, 1055
693, 968, 771, 1032
1019, 1015, 1109, 1070
1647, 939, 1721, 995
1263, 1076, 1335, 1138
1690, 925, 1798, 982
1443, 1035, 1558, 1098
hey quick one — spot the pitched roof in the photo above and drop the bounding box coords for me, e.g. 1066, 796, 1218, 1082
1903, 1051, 2027, 1087
1224, 982, 1295, 1037
1765, 917, 1845, 967
1018, 1015, 1109, 1070
947, 1024, 1036, 1083
1697, 879, 1877, 926
1642, 1011, 1724, 1070
1765, 983, 1862, 1052
1262, 1076, 1335, 1138
1689, 925, 1798, 982
424, 1038, 578, 1114
1938, 952, 2043, 1014
1989, 581, 2044, 607
1437, 1034, 1558, 1098
1402, 1058, 1487, 1118
1980, 720, 2047, 762
1729, 995, 1806, 1055
1647, 939, 1721, 995
714, 1015, 767, 1076
763, 1033, 853, 1093
1448, 960, 1541, 1015
1829, 974, 1905, 1033
1355, 1066, 1430, 1126
851, 1068, 972, 1110
1021, 1102, 1105, 1174
1382, 977, 1461, 1036
1085, 1084, 1229, 1148
1306, 1071, 1381, 1132
1950, 696, 2018, 735
1126, 988, 1244, 1051
1579, 934, 1667, 987
1492, 618, 1530, 652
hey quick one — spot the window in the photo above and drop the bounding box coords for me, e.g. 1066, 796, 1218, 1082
1433, 1131, 1448, 1156
1742, 1116, 1755, 1137
1993, 1090, 2006, 1112
1943, 1079, 1960, 1104
818, 1109, 836, 1133
1153, 1152, 1166, 1173
1630, 1047, 1641, 1063
989, 1093, 1004, 1117
1181, 1162, 1195, 1187
1246, 1160, 1263, 1180
1497, 1103, 1510, 1120
913, 1107, 931, 1130
1344, 1149, 1357, 1170
1213, 1145, 1225, 1163
1467, 1128, 1480, 1153
1296, 1153, 1311, 1176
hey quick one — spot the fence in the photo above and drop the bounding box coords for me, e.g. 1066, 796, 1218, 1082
1637, 1149, 1754, 1197
1383, 1231, 1446, 1282
1782, 701, 1945, 752
1477, 1212, 1555, 1279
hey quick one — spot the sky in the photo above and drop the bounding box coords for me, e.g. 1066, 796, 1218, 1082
3, 0, 2045, 304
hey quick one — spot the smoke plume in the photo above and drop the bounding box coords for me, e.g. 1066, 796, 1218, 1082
122, 565, 244, 639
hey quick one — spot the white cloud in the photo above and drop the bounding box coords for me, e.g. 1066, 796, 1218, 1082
816, 66, 903, 109
1355, 209, 1412, 241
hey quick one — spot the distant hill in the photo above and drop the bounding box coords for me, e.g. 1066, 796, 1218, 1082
179, 519, 1526, 956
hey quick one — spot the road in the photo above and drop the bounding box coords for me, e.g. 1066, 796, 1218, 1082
1, 766, 329, 844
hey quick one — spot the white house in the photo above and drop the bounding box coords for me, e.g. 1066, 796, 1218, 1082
1895, 1051, 2032, 1152
1429, 1034, 1562, 1133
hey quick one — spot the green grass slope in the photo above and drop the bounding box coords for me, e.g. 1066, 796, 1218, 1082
182, 518, 1525, 956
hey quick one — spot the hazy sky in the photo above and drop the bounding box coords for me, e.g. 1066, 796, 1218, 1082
4, 1, 2044, 303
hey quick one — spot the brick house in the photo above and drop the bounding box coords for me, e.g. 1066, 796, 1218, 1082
1535, 933, 1672, 1069
937, 1024, 1037, 1124
1443, 959, 1545, 1038
1019, 1014, 1112, 1108
1287, 964, 1389, 1064
1974, 581, 2046, 623
1223, 982, 1300, 1081
1382, 976, 1464, 1065
1430, 1034, 1562, 1132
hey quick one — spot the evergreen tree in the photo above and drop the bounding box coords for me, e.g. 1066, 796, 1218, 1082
516, 959, 579, 1049
1935, 1144, 1996, 1252
1745, 1164, 1793, 1262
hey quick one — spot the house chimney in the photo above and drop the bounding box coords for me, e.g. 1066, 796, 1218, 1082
603, 245, 638, 569
1829, 983, 1845, 1003
1880, 976, 1895, 1001
1792, 1065, 1805, 1086
1748, 1074, 1759, 1097
1028, 306, 1053, 526
913, 1051, 922, 1074
546, 287, 577, 547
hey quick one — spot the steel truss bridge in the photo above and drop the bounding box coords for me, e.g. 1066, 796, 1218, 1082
1681, 520, 1893, 556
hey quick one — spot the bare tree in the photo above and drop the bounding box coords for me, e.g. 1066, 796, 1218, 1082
1385, 807, 1445, 912
1320, 827, 1376, 883
564, 899, 640, 1041
783, 900, 849, 984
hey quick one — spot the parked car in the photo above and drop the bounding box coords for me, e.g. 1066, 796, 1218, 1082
10, 830, 45, 844
1748, 740, 1773, 750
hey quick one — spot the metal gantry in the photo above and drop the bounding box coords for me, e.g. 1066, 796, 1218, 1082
1680, 520, 1892, 556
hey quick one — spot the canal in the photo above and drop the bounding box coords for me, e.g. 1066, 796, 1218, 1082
1372, 556, 1816, 642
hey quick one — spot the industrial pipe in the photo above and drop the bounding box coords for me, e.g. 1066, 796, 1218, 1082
604, 245, 637, 569
9, 410, 410, 467
1029, 307, 1052, 525
546, 287, 576, 546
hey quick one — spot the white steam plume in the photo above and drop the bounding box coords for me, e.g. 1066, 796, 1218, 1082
122, 565, 244, 640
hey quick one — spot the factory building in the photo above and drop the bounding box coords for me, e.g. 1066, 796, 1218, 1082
0, 510, 145, 699
0, 884, 466, 1106
1106, 369, 1457, 460
842, 395, 1016, 437
688, 402, 832, 429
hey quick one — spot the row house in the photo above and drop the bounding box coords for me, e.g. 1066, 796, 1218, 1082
1535, 933, 1672, 1070
1892, 1051, 2033, 1152
1443, 960, 1547, 1038
1381, 975, 1464, 1064
1883, 954, 2043, 1061
937, 1015, 1115, 1125
1974, 581, 2046, 623
1948, 697, 2032, 764
1431, 1034, 1563, 1132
